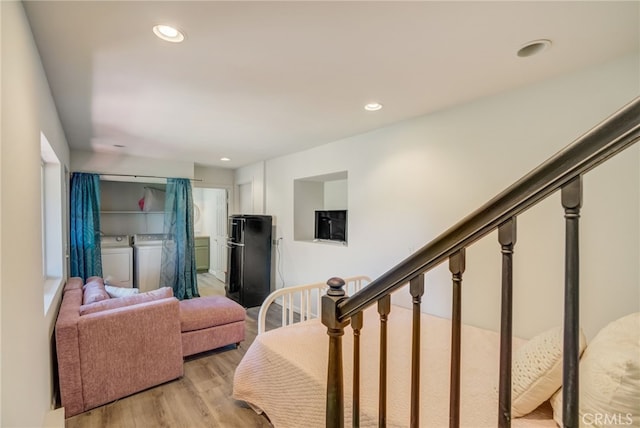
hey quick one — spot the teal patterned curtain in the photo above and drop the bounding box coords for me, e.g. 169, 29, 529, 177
160, 178, 199, 300
70, 173, 102, 280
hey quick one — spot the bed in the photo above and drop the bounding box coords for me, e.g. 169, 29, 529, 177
233, 279, 639, 427
233, 297, 556, 427
232, 102, 640, 427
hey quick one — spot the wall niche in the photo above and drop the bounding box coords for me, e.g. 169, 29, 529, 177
293, 171, 348, 244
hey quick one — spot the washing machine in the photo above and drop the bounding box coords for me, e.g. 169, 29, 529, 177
133, 234, 171, 293
101, 235, 133, 287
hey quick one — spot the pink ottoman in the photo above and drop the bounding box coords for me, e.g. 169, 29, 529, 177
179, 295, 246, 357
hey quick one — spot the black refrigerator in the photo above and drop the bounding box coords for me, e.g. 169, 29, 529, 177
225, 215, 272, 307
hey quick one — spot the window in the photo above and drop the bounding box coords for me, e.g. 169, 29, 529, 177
40, 159, 46, 279
41, 132, 63, 313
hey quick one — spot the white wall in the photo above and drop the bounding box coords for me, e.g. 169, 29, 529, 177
1, 2, 71, 426
324, 179, 348, 210
265, 54, 639, 340
293, 180, 324, 241
1, 3, 4, 418
71, 149, 194, 179
234, 161, 265, 214
194, 164, 234, 188
0, 1, 3, 413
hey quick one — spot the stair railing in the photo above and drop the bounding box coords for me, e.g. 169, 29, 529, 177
321, 96, 640, 428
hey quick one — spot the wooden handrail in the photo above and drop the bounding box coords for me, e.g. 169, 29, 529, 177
337, 96, 640, 321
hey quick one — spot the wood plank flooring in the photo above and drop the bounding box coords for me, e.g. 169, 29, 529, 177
196, 273, 226, 297
65, 278, 278, 428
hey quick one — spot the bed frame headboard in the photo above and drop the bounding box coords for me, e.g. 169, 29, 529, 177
320, 97, 640, 428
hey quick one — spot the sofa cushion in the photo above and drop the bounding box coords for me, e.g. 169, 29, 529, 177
80, 287, 174, 316
182, 320, 245, 357
82, 278, 110, 305
179, 296, 246, 333
64, 277, 84, 294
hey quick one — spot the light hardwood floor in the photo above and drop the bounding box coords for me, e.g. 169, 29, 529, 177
196, 272, 226, 297
65, 276, 275, 428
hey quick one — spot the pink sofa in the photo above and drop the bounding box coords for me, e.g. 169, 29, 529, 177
180, 295, 246, 357
56, 277, 246, 417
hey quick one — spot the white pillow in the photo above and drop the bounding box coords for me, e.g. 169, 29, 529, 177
104, 284, 139, 298
551, 312, 639, 427
512, 326, 587, 417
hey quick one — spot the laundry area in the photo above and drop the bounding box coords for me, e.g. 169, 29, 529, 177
99, 180, 228, 291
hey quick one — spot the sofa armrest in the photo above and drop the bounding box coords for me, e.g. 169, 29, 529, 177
77, 297, 183, 412
55, 288, 84, 417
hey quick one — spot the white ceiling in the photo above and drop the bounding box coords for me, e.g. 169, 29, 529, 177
24, 1, 639, 169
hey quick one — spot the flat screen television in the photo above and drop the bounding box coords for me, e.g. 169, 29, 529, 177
314, 210, 347, 243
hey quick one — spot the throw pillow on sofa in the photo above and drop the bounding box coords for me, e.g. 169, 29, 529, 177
82, 278, 110, 305
79, 287, 174, 316
104, 284, 139, 298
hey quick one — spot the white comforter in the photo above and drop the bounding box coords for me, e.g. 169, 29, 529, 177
233, 304, 555, 427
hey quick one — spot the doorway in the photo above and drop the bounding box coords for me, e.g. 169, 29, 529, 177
193, 188, 228, 283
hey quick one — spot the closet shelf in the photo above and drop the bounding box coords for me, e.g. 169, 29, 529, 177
100, 211, 165, 214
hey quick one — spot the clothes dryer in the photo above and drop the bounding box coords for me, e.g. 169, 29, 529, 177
133, 234, 170, 293
101, 235, 133, 287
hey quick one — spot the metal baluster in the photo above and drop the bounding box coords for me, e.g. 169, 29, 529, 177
352, 311, 363, 428
562, 177, 582, 428
449, 249, 465, 428
498, 218, 517, 428
323, 277, 349, 428
378, 295, 391, 428
410, 275, 425, 428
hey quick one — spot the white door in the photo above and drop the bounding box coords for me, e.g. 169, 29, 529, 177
212, 189, 228, 283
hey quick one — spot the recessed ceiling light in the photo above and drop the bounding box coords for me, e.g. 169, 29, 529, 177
153, 25, 185, 43
220, 157, 231, 162
517, 39, 551, 58
364, 102, 383, 111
